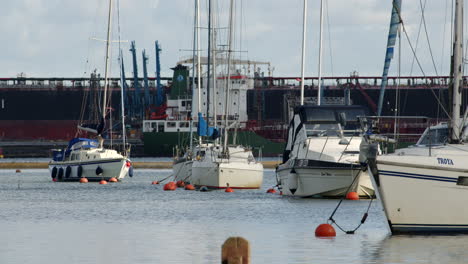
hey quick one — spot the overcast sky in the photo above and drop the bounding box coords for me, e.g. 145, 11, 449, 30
0, 0, 455, 78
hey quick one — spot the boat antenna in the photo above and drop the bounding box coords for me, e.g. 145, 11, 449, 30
300, 0, 307, 106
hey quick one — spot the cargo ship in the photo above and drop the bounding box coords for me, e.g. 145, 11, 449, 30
0, 71, 454, 157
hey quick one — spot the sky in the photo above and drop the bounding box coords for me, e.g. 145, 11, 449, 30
0, 0, 455, 79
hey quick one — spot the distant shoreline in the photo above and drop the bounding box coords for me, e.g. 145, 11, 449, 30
0, 161, 280, 169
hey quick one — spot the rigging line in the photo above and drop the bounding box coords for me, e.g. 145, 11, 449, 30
409, 0, 427, 76
393, 1, 452, 120
420, 0, 440, 76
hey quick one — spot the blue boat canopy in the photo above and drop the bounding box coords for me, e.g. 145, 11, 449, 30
65, 138, 99, 155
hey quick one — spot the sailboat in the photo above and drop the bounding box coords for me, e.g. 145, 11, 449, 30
361, 0, 468, 233
276, 0, 374, 197
48, 0, 132, 182
176, 0, 263, 189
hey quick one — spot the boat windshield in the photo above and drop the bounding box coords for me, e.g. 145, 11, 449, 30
417, 127, 448, 146
305, 124, 341, 137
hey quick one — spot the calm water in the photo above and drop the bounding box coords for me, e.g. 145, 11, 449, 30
0, 169, 467, 263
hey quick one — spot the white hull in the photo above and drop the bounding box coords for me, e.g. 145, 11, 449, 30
191, 161, 263, 189
49, 158, 130, 181
277, 162, 373, 197
371, 152, 468, 233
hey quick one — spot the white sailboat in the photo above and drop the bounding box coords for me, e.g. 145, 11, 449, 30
48, 0, 132, 182
276, 0, 374, 197
176, 0, 263, 189
361, 0, 468, 233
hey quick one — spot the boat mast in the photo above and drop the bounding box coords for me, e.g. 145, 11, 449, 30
213, 0, 218, 137
119, 50, 127, 156
450, 0, 463, 143
317, 0, 324, 106
101, 0, 114, 148
300, 0, 307, 106
223, 0, 235, 150
103, 0, 113, 127
190, 0, 198, 150
206, 0, 212, 131
197, 0, 202, 145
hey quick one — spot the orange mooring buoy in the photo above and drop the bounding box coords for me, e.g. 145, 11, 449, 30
266, 188, 276, 194
16, 169, 21, 173
176, 180, 185, 188
346, 191, 359, 200
109, 177, 118, 183
79, 178, 88, 183
185, 184, 195, 190
151, 180, 159, 185
315, 223, 336, 237
99, 180, 108, 185
225, 187, 234, 193
163, 182, 176, 191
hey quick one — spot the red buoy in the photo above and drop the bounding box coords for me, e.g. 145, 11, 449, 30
109, 177, 118, 183
151, 181, 159, 185
176, 180, 185, 188
16, 169, 21, 173
163, 182, 176, 191
315, 223, 336, 237
266, 188, 276, 194
346, 191, 359, 200
99, 180, 108, 185
185, 184, 195, 190
52, 178, 58, 182
225, 187, 234, 193
79, 178, 88, 183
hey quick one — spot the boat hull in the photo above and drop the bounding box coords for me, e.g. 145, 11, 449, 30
191, 161, 263, 189
371, 155, 468, 234
48, 158, 130, 181
277, 161, 374, 198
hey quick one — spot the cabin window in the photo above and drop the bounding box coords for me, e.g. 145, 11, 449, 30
305, 123, 340, 137
417, 128, 448, 146
196, 150, 206, 157
167, 122, 176, 128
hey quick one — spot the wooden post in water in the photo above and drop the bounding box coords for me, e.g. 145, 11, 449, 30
221, 237, 250, 264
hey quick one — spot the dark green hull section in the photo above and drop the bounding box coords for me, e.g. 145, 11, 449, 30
143, 131, 285, 157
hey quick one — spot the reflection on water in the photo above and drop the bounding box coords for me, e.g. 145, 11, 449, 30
0, 169, 466, 263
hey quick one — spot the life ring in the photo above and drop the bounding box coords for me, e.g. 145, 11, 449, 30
51, 167, 57, 179
96, 166, 103, 176
77, 165, 83, 177
57, 168, 64, 180
65, 166, 72, 178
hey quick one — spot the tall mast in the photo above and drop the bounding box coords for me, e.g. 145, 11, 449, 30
119, 50, 127, 155
223, 0, 235, 150
300, 0, 307, 106
450, 0, 463, 143
197, 0, 202, 145
206, 0, 212, 128
190, 0, 198, 150
103, 0, 113, 122
213, 0, 218, 134
317, 0, 324, 106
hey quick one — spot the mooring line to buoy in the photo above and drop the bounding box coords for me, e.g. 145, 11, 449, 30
158, 174, 174, 183
326, 164, 374, 234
